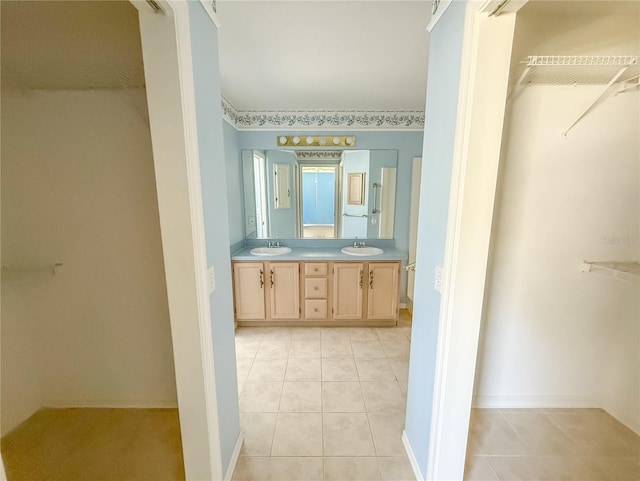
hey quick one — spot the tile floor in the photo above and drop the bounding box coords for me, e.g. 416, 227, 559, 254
233, 324, 414, 481
234, 323, 640, 481
464, 408, 640, 481
1, 408, 185, 481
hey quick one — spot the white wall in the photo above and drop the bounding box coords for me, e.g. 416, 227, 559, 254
475, 84, 640, 430
1, 89, 178, 434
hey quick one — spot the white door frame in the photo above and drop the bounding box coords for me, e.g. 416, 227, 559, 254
131, 1, 223, 479
424, 4, 519, 480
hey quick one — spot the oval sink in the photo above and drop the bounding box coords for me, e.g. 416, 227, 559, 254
250, 246, 292, 256
341, 246, 384, 256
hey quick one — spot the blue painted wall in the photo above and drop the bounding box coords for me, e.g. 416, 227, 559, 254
187, 2, 241, 475
341, 150, 370, 238
404, 2, 468, 478
302, 171, 335, 225
224, 121, 244, 245
235, 131, 423, 254
265, 150, 297, 238
230, 130, 423, 301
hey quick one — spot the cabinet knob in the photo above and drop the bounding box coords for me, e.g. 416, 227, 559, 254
314, 286, 318, 290
314, 308, 318, 312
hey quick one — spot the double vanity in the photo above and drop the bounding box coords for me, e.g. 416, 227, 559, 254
231, 245, 406, 327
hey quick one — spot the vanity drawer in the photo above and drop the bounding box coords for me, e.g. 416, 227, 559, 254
305, 278, 328, 298
304, 262, 328, 276
305, 299, 328, 319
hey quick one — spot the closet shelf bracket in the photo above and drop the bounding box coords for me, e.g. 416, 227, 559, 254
562, 66, 630, 139
581, 261, 639, 283
512, 56, 640, 138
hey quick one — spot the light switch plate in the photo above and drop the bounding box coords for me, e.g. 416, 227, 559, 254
434, 264, 443, 293
208, 266, 216, 294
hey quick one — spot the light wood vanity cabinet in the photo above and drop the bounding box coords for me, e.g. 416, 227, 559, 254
332, 263, 364, 320
232, 261, 300, 320
232, 260, 400, 325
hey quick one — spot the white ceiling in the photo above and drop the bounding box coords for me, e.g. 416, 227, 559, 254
1, 0, 431, 113
216, 1, 432, 111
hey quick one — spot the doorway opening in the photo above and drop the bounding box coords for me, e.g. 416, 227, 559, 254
299, 165, 338, 238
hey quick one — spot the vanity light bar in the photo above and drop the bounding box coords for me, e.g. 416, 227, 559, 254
277, 135, 356, 147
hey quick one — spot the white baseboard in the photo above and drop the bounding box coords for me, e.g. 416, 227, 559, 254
224, 432, 244, 481
473, 395, 600, 409
601, 403, 640, 436
402, 430, 424, 481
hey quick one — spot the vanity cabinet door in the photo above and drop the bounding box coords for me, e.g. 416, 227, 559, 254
332, 263, 364, 320
367, 262, 399, 320
268, 262, 300, 319
233, 262, 266, 320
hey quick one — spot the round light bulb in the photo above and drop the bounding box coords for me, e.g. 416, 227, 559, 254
279, 136, 287, 144
306, 136, 314, 145
333, 137, 340, 145
346, 137, 355, 145
319, 137, 326, 145
293, 136, 300, 145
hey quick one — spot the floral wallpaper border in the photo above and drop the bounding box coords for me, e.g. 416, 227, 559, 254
221, 97, 425, 131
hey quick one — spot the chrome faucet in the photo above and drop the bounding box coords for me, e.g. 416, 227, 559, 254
359, 241, 366, 247
268, 241, 281, 248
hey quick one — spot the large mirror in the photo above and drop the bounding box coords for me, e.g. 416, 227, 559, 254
242, 149, 398, 239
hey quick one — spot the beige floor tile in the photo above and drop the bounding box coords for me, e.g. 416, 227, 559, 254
464, 456, 498, 481
321, 327, 350, 340
271, 413, 323, 456
236, 338, 263, 358
240, 413, 278, 456
469, 410, 529, 456
323, 457, 381, 481
368, 413, 406, 456
378, 456, 416, 481
232, 456, 269, 481
590, 456, 640, 481
266, 457, 323, 481
256, 339, 291, 359
261, 327, 292, 340
323, 413, 376, 456
540, 456, 603, 481
351, 340, 387, 358
247, 359, 287, 382
400, 327, 411, 340
322, 339, 354, 358
398, 382, 408, 398
290, 327, 322, 340
348, 328, 380, 340
388, 359, 409, 382
486, 456, 551, 481
376, 328, 407, 342
289, 339, 321, 359
285, 358, 321, 381
235, 327, 267, 339
547, 409, 639, 457
355, 358, 396, 381
381, 340, 411, 359
239, 382, 283, 412
2, 408, 185, 481
237, 358, 254, 393
322, 358, 359, 381
361, 382, 406, 413
279, 382, 322, 413
502, 411, 580, 456
322, 382, 366, 412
